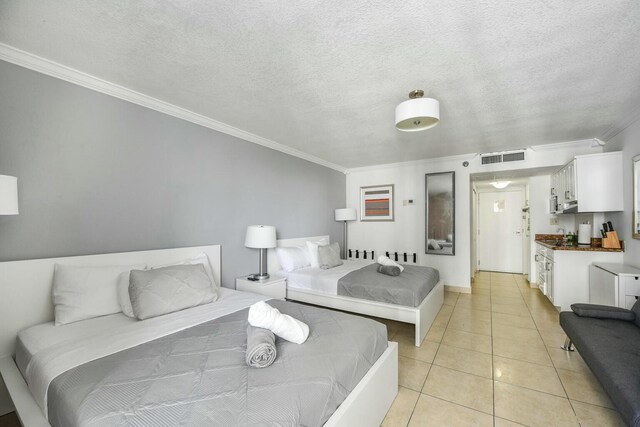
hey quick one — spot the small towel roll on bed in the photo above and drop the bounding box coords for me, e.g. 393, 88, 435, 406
377, 264, 401, 276
248, 301, 309, 344
246, 325, 277, 368
377, 255, 404, 272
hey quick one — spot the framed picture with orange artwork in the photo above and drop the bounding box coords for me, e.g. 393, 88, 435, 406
360, 184, 394, 221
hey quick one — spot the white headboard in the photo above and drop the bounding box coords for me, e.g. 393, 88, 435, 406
0, 245, 221, 358
267, 235, 330, 273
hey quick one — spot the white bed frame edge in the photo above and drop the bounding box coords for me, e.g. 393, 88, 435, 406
0, 245, 398, 426
270, 236, 445, 346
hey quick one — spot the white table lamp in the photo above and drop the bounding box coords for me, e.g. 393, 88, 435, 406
245, 225, 276, 280
0, 175, 19, 215
335, 208, 356, 259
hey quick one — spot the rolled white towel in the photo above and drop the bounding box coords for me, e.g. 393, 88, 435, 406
248, 301, 309, 344
377, 255, 405, 272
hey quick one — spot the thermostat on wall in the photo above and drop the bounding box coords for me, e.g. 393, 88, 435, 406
403, 199, 415, 206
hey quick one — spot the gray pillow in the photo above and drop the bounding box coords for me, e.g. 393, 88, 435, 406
571, 303, 635, 322
377, 264, 401, 277
129, 264, 218, 320
318, 242, 343, 270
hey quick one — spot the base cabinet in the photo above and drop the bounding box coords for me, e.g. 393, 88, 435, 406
546, 250, 624, 311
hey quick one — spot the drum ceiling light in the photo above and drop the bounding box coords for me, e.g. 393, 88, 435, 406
395, 89, 440, 132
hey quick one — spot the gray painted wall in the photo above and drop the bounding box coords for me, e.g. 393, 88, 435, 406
605, 116, 640, 266
0, 60, 345, 286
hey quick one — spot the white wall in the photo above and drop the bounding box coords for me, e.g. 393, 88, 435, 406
605, 117, 640, 267
346, 143, 602, 290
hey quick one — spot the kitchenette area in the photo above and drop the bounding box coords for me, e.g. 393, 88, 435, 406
534, 150, 631, 311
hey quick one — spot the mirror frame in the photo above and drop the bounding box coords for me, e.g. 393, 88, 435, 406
425, 171, 455, 256
634, 154, 640, 240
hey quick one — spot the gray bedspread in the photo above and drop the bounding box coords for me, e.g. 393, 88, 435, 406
47, 300, 387, 427
338, 264, 440, 307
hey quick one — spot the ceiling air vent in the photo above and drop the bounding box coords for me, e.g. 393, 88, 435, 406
481, 154, 502, 165
503, 151, 525, 162
480, 150, 526, 165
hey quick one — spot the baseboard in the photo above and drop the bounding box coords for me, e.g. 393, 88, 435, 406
445, 285, 471, 294
529, 281, 538, 289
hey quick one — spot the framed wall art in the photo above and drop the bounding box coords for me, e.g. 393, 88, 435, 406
360, 184, 394, 221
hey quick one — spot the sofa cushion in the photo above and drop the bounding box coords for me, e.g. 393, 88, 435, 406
560, 312, 640, 427
571, 303, 635, 321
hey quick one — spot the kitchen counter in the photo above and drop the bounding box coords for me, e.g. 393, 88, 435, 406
534, 234, 625, 311
535, 234, 624, 252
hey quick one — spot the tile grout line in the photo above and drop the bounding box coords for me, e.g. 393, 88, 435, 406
416, 281, 497, 422
514, 272, 584, 425
488, 273, 496, 427
404, 289, 457, 426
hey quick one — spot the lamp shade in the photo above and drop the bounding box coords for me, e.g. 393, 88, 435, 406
395, 97, 440, 132
245, 225, 276, 248
0, 175, 19, 215
335, 208, 357, 221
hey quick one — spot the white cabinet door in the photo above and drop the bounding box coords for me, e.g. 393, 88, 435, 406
576, 152, 623, 212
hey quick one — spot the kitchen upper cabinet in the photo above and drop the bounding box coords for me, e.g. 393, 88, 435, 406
551, 152, 623, 213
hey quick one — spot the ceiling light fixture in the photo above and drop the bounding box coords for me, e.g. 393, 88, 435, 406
491, 181, 511, 189
395, 90, 440, 132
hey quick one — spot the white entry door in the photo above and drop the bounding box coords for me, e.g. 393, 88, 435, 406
478, 190, 524, 273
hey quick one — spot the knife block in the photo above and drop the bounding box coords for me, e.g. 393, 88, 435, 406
603, 231, 621, 249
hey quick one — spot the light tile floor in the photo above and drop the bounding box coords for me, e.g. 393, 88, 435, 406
379, 271, 626, 427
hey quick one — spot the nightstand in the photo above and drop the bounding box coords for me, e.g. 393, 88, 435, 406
236, 275, 287, 299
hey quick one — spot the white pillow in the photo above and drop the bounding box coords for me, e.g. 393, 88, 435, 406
53, 263, 146, 325
306, 238, 329, 268
276, 246, 310, 272
150, 253, 216, 285
117, 271, 136, 318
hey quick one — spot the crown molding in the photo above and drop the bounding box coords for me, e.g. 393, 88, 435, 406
599, 104, 640, 142
0, 43, 347, 173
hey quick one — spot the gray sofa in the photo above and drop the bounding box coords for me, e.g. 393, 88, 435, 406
560, 301, 640, 427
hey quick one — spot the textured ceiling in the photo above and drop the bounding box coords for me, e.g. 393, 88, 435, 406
1, 1, 639, 168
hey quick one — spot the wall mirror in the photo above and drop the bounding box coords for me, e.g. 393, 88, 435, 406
425, 171, 455, 255
634, 154, 640, 240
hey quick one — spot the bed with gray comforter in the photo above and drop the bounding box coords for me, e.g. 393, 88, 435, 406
47, 300, 387, 427
337, 264, 440, 307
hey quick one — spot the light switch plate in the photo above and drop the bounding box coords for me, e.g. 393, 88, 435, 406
550, 216, 559, 225
403, 199, 415, 206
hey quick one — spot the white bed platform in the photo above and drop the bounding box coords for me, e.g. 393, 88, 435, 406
269, 236, 445, 347
0, 245, 398, 427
